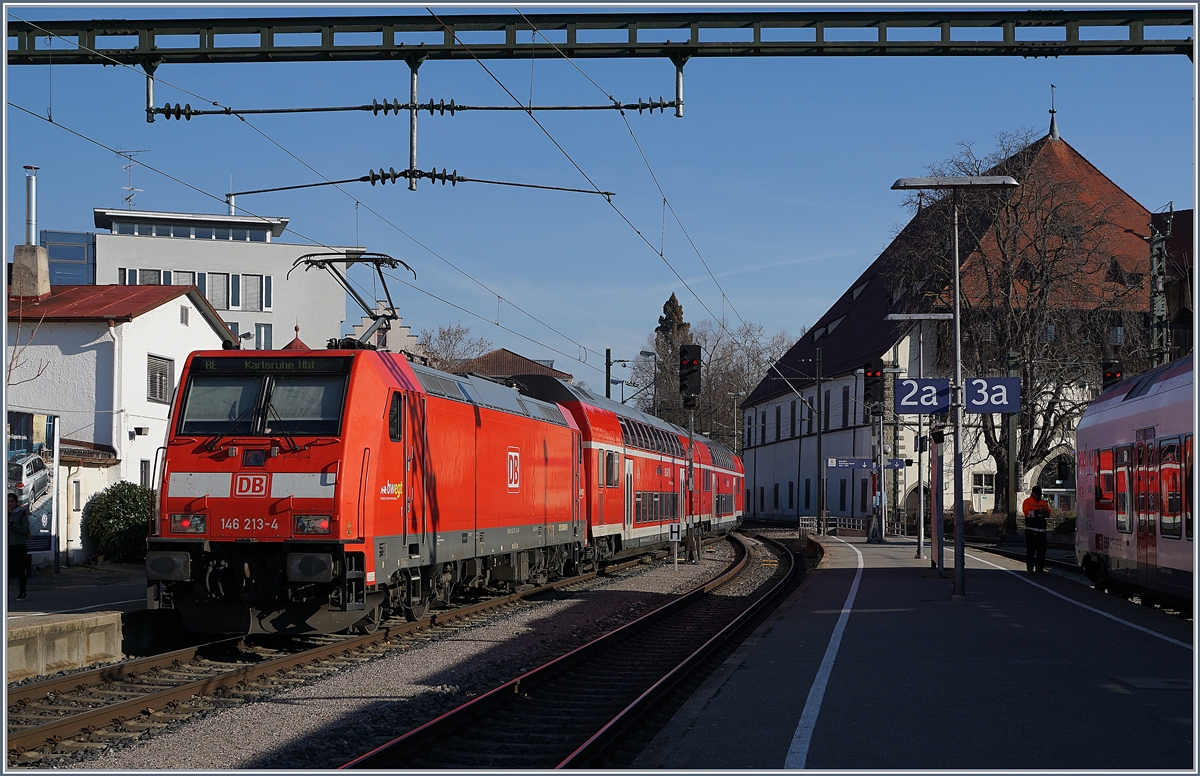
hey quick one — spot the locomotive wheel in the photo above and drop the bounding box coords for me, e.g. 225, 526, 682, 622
406, 596, 431, 622
356, 603, 382, 634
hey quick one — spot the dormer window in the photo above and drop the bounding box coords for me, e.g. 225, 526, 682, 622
851, 280, 870, 300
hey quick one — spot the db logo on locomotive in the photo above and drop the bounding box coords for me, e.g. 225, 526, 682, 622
506, 447, 520, 492
234, 473, 269, 498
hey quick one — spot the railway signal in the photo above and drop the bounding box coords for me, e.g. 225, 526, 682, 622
1102, 359, 1124, 389
862, 358, 884, 419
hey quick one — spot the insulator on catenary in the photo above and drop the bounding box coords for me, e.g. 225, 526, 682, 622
367, 167, 404, 186
371, 98, 403, 115
423, 99, 457, 116
160, 102, 193, 120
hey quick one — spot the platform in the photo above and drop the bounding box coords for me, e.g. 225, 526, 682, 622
637, 535, 1193, 770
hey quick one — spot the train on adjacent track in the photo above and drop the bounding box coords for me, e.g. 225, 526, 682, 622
146, 346, 743, 635
1074, 353, 1192, 608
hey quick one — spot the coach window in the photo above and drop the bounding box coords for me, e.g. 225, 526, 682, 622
1159, 438, 1182, 539
703, 469, 712, 491
1115, 446, 1132, 533
606, 451, 620, 488
1095, 449, 1115, 510
598, 450, 606, 488
388, 393, 403, 442
1184, 435, 1193, 540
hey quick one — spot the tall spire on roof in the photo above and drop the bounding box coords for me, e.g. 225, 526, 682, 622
1048, 84, 1060, 140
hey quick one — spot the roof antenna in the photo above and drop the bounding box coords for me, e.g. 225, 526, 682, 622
1048, 84, 1060, 141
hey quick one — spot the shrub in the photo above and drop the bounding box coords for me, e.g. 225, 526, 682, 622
1053, 515, 1077, 534
84, 481, 154, 562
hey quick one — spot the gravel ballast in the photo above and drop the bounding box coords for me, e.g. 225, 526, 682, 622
60, 545, 738, 770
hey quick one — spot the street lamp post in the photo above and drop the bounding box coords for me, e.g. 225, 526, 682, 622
890, 176, 1019, 602
729, 391, 746, 455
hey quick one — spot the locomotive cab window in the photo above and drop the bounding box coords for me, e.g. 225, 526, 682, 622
388, 393, 403, 442
177, 357, 351, 437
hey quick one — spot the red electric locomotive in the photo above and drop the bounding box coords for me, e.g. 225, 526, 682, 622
147, 349, 743, 635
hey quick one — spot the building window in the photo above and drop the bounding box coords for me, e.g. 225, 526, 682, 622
197, 272, 207, 296
839, 479, 847, 512
1109, 326, 1125, 345
242, 274, 263, 312
759, 486, 765, 512
264, 275, 273, 309
861, 478, 868, 513
775, 406, 781, 442
972, 473, 995, 495
376, 330, 388, 348
140, 460, 151, 488
790, 400, 796, 438
745, 416, 752, 448
180, 306, 189, 326
147, 355, 174, 404
115, 222, 135, 235
788, 481, 794, 509
118, 268, 127, 285
195, 227, 214, 240
139, 269, 162, 285
249, 229, 269, 243
255, 323, 273, 350
229, 274, 242, 309
72, 480, 81, 512
807, 402, 814, 435
823, 390, 831, 431
842, 385, 850, 428
760, 413, 766, 445
804, 479, 811, 510
207, 273, 229, 310
173, 270, 195, 286
228, 322, 240, 338
1041, 324, 1056, 343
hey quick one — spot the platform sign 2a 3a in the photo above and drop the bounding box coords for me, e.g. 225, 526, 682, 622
964, 377, 1020, 414
894, 379, 950, 415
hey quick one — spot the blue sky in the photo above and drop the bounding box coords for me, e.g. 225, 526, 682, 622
5, 5, 1195, 387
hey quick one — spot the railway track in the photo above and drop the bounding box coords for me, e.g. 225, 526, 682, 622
4, 547, 684, 760
341, 531, 794, 769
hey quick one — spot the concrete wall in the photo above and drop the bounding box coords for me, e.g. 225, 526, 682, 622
95, 233, 348, 348
6, 612, 122, 682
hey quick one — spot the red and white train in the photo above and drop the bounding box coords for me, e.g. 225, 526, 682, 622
1074, 353, 1193, 607
146, 348, 743, 634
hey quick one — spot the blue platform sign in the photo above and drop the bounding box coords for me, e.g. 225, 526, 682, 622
884, 458, 907, 470
894, 378, 951, 415
827, 457, 873, 469
964, 377, 1020, 414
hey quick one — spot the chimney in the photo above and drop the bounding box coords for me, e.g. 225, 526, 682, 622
11, 165, 50, 299
24, 165, 38, 244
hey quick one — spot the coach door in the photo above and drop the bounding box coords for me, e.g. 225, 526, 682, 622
1135, 428, 1157, 592
624, 456, 634, 536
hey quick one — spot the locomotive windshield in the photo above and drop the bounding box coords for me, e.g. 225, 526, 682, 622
177, 356, 352, 437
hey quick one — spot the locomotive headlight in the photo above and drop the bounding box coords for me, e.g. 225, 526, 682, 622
170, 514, 207, 534
294, 514, 332, 535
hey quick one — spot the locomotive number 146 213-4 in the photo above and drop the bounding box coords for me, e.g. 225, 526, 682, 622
220, 517, 279, 531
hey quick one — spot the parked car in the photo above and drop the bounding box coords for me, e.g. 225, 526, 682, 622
8, 454, 50, 506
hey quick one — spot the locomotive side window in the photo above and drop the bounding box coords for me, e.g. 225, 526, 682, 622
1159, 438, 1182, 539
179, 375, 263, 434
388, 393, 403, 442
1096, 448, 1114, 510
1115, 446, 1132, 533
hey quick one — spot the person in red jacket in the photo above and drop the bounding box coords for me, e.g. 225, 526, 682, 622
1022, 485, 1052, 575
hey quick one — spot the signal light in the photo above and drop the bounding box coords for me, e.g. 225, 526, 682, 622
679, 344, 702, 398
1102, 359, 1124, 389
862, 357, 885, 419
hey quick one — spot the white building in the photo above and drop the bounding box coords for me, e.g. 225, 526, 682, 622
7, 281, 235, 560
41, 208, 352, 350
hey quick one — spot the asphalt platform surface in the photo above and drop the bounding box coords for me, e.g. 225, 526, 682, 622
636, 534, 1193, 770
6, 561, 146, 620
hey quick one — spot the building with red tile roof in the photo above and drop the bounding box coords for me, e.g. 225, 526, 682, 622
739, 127, 1172, 529
459, 348, 573, 382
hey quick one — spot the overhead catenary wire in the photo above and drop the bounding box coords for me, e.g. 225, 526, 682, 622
9, 10, 610, 373
152, 98, 678, 119
8, 102, 609, 377
229, 166, 614, 198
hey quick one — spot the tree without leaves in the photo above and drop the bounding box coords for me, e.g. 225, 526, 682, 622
885, 128, 1151, 517
629, 300, 793, 453
415, 323, 493, 372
